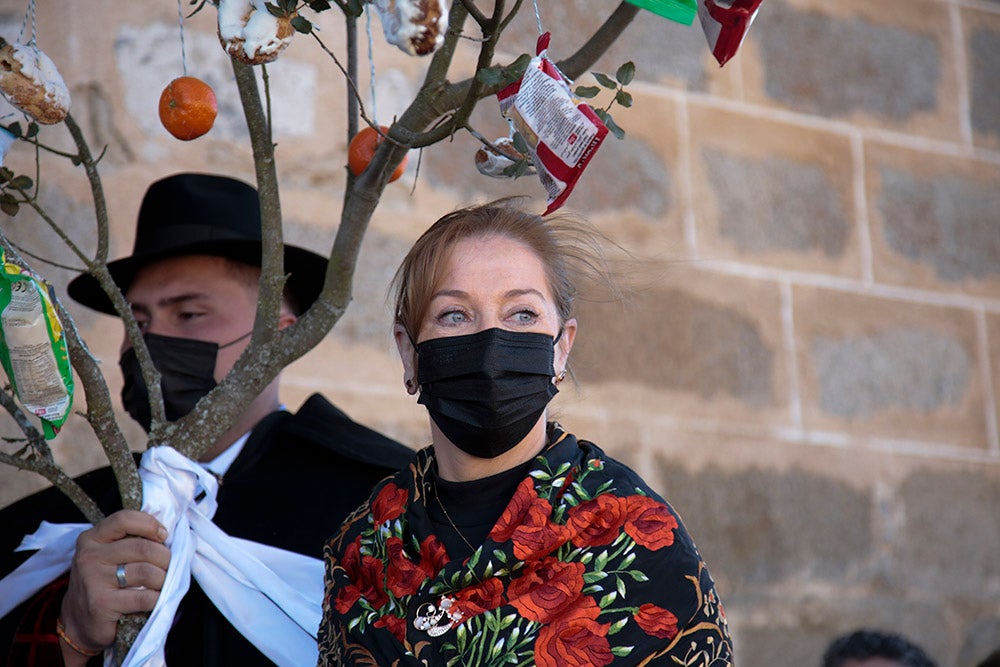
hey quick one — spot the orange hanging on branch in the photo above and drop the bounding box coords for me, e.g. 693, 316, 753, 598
158, 76, 217, 141
348, 126, 408, 183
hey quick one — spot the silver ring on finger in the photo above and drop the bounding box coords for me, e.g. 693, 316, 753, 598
116, 562, 128, 588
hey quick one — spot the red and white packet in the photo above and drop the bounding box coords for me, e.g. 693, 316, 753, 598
497, 33, 608, 215
697, 0, 765, 66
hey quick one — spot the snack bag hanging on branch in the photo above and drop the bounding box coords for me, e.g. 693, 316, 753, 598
497, 33, 609, 215
0, 251, 74, 439
697, 0, 765, 66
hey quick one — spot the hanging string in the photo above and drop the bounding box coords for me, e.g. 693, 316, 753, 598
365, 9, 377, 124
532, 0, 544, 36
17, 0, 37, 46
176, 0, 189, 76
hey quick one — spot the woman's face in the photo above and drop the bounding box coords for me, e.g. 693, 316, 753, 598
395, 234, 576, 389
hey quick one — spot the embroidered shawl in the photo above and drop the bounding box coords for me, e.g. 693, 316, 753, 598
318, 428, 733, 667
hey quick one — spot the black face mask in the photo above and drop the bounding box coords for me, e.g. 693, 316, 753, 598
416, 327, 559, 459
119, 331, 249, 432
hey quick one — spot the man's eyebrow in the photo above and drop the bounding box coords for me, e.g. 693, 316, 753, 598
129, 292, 210, 311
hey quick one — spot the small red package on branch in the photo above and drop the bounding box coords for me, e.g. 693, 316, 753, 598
497, 33, 608, 215
697, 0, 765, 66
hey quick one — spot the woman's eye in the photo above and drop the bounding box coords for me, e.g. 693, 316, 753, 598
512, 310, 538, 324
440, 310, 468, 324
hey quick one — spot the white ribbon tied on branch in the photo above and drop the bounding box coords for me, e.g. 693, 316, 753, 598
0, 446, 323, 666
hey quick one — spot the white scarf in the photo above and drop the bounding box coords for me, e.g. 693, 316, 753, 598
0, 446, 323, 666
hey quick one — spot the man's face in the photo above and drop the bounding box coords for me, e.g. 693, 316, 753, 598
122, 254, 259, 382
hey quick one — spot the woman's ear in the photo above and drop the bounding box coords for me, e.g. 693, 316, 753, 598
556, 318, 577, 374
394, 323, 418, 395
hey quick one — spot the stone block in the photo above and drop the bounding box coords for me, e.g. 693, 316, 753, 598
742, 0, 962, 141
866, 142, 1000, 298
688, 104, 861, 276
794, 286, 988, 448
964, 7, 1000, 151
893, 467, 1000, 600
990, 312, 1000, 447
568, 268, 789, 428
657, 462, 871, 587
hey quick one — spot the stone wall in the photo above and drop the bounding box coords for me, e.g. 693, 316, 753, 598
0, 1, 997, 665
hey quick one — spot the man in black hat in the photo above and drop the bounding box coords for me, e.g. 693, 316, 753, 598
0, 173, 414, 665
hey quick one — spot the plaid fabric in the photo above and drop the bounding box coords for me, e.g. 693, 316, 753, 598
5, 575, 83, 666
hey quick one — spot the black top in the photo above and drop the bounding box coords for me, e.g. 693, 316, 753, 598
426, 459, 533, 561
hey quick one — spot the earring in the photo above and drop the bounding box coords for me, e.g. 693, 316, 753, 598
405, 379, 414, 389
555, 370, 566, 385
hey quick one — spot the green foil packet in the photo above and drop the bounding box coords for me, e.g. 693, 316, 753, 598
0, 251, 74, 438
625, 0, 697, 25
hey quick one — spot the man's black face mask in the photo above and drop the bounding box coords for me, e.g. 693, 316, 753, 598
119, 331, 248, 432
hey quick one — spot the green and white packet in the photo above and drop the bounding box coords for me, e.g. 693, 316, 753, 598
0, 250, 74, 438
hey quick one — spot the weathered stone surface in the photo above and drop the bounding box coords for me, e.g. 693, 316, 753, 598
572, 285, 775, 408
878, 166, 1000, 284
957, 617, 1000, 667
866, 142, 1000, 297
989, 312, 1000, 445
967, 7, 1000, 149
656, 462, 871, 585
702, 147, 849, 257
794, 286, 988, 448
754, 0, 940, 121
688, 103, 861, 276
894, 468, 1000, 599
813, 328, 972, 420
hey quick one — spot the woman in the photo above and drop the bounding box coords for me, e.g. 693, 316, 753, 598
318, 202, 733, 666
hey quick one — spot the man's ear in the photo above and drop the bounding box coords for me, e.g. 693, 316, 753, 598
277, 310, 298, 331
393, 323, 418, 395
556, 318, 577, 374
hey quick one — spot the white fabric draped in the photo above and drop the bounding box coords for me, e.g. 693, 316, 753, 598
0, 446, 323, 666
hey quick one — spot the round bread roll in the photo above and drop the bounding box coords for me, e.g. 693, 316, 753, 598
0, 38, 70, 125
218, 0, 296, 65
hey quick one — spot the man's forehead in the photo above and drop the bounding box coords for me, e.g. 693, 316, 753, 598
127, 255, 257, 300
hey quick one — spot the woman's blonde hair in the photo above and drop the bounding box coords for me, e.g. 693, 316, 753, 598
391, 199, 616, 340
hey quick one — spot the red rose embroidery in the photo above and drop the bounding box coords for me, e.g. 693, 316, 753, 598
385, 537, 426, 598
623, 495, 678, 551
374, 612, 407, 643
490, 478, 570, 561
417, 534, 450, 578
566, 493, 630, 547
490, 478, 537, 543
450, 577, 505, 620
534, 596, 612, 667
633, 603, 679, 640
335, 537, 389, 612
508, 557, 585, 624
371, 482, 408, 525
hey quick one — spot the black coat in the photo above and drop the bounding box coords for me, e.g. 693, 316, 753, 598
0, 394, 414, 666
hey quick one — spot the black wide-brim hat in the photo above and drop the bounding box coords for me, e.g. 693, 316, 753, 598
67, 173, 329, 315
